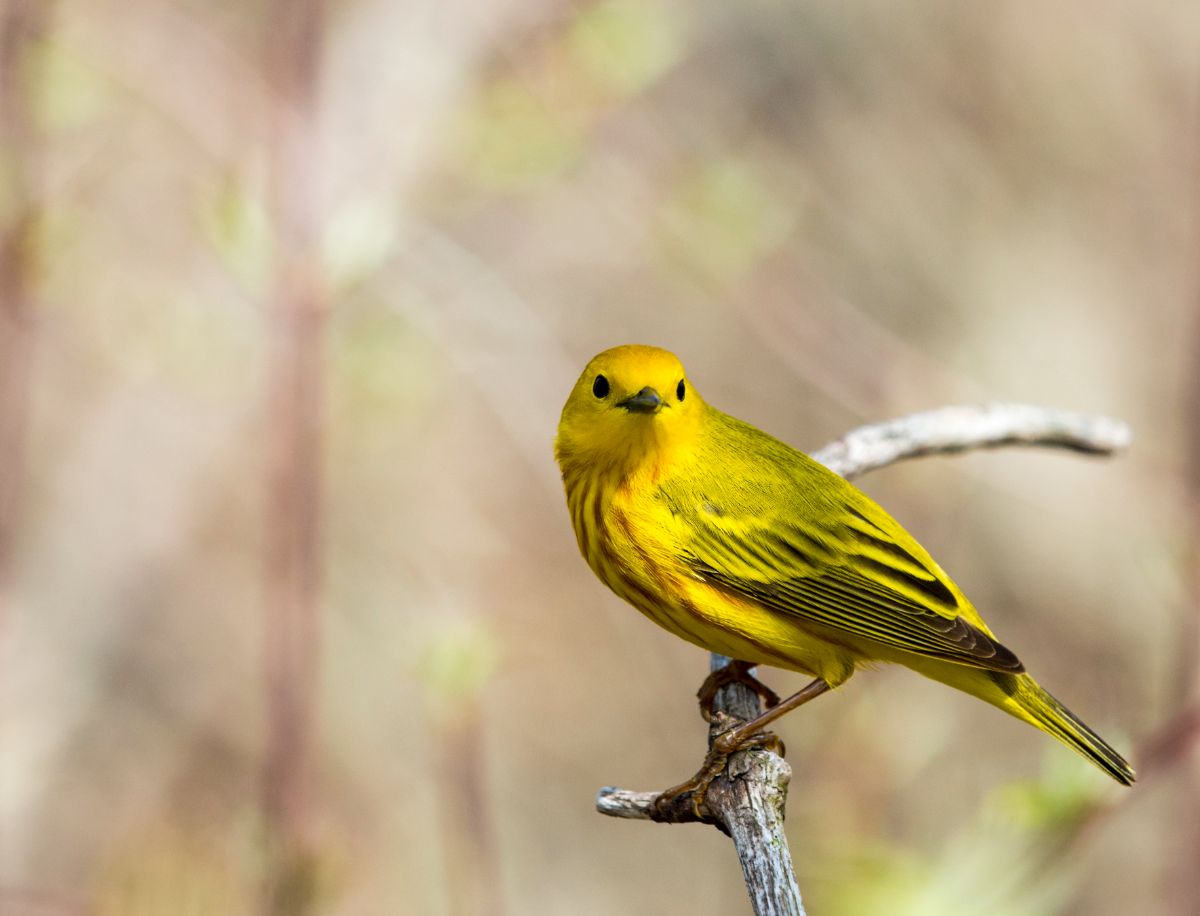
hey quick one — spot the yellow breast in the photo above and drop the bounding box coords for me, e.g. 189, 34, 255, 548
564, 468, 857, 684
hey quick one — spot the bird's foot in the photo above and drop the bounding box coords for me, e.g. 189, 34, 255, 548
649, 716, 786, 823
713, 724, 785, 759
649, 747, 729, 822
696, 661, 780, 723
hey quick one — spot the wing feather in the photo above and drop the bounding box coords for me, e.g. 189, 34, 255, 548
679, 495, 1024, 673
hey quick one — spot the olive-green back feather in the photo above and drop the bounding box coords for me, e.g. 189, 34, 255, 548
663, 407, 1024, 674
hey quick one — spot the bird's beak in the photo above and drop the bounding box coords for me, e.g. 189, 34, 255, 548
619, 386, 664, 414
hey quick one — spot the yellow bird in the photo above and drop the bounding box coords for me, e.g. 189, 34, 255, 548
554, 344, 1134, 790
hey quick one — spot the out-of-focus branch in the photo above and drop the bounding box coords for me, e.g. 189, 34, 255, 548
1172, 111, 1200, 907
596, 403, 1131, 916
1131, 702, 1200, 781
260, 1, 327, 914
0, 0, 51, 627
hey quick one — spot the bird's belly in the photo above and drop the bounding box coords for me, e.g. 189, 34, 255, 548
673, 576, 857, 684
572, 487, 856, 684
595, 541, 854, 684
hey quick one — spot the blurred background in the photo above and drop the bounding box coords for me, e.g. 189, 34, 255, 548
1, 0, 1199, 913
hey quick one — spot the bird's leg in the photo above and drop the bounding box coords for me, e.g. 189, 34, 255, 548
651, 678, 831, 822
696, 660, 780, 723
710, 677, 830, 756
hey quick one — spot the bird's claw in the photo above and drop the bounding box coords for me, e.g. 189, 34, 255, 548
650, 747, 731, 822
649, 724, 786, 823
696, 661, 781, 722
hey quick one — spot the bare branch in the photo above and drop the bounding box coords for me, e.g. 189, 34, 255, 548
595, 402, 1131, 916
810, 403, 1130, 481
596, 786, 659, 819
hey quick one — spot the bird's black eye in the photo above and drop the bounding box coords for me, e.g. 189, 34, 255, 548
593, 374, 609, 399
676, 379, 686, 401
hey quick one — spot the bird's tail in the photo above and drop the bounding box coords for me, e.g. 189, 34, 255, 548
1007, 675, 1135, 786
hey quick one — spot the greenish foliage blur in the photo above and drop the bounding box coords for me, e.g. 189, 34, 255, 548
1, 1, 1195, 914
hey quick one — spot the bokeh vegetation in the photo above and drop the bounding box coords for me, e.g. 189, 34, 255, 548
1, 1, 1197, 914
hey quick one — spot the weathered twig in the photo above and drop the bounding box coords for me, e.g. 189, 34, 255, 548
596, 402, 1132, 916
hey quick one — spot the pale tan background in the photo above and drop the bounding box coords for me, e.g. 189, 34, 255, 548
1, 1, 1198, 914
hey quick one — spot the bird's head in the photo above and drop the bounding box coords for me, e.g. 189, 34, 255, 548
555, 344, 703, 479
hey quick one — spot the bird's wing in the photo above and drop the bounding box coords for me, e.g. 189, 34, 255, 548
675, 487, 1024, 673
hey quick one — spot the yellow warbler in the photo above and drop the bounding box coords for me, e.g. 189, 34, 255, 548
554, 344, 1133, 786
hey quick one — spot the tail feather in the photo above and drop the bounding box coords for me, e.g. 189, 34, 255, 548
899, 656, 1135, 785
1013, 677, 1135, 786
